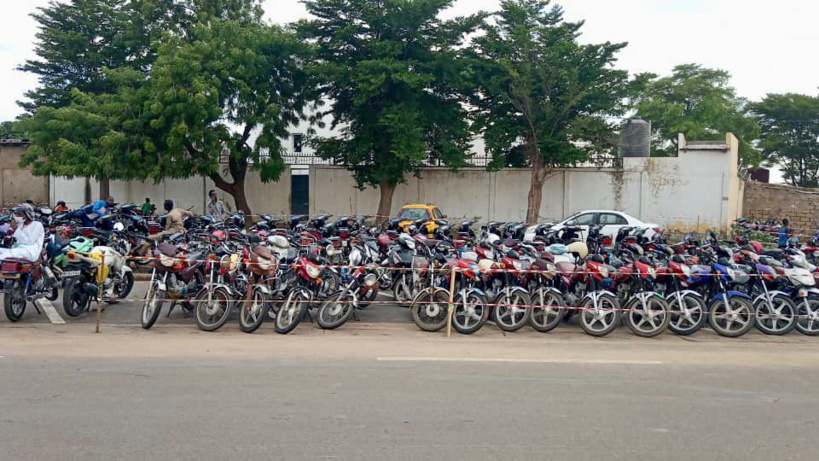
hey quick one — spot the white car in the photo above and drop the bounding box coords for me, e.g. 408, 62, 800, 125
525, 210, 660, 244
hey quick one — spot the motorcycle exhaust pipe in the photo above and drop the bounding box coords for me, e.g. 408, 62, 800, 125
83, 282, 100, 296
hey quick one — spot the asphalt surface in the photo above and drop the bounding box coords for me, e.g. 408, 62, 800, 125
3, 282, 819, 460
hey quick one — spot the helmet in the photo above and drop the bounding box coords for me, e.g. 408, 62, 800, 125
12, 203, 35, 221
267, 235, 288, 249
566, 242, 588, 259
749, 241, 763, 254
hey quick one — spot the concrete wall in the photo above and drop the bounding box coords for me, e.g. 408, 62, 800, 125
52, 169, 292, 215
0, 143, 49, 206
310, 133, 743, 231
742, 182, 819, 234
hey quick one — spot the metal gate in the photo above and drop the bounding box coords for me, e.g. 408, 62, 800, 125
291, 174, 309, 215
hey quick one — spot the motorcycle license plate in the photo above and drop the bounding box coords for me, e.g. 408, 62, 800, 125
342, 240, 348, 247
62, 270, 81, 278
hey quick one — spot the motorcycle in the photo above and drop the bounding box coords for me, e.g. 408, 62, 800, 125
61, 245, 134, 317
141, 242, 207, 329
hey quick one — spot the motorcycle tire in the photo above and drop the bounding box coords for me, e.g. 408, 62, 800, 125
708, 296, 755, 337
668, 292, 707, 335
529, 288, 566, 333
105, 271, 135, 305
451, 291, 489, 335
62, 276, 91, 317
493, 290, 532, 332
393, 273, 413, 307
239, 288, 269, 334
195, 287, 234, 332
274, 290, 309, 334
410, 289, 449, 332
317, 291, 356, 330
754, 293, 797, 336
357, 286, 379, 309
3, 283, 26, 322
46, 285, 59, 302
795, 295, 819, 336
579, 293, 620, 337
141, 281, 164, 329
626, 294, 670, 338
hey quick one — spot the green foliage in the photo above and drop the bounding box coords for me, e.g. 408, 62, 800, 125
298, 0, 481, 190
468, 0, 630, 170
750, 93, 819, 188
634, 64, 760, 164
0, 121, 27, 139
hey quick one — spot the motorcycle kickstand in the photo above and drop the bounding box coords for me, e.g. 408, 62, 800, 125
166, 301, 177, 318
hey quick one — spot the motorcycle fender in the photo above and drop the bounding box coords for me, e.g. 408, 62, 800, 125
3, 279, 14, 292
119, 265, 133, 275
709, 291, 751, 304
753, 291, 788, 304
466, 288, 486, 298
806, 288, 819, 297
505, 286, 529, 296
678, 290, 704, 299
256, 285, 270, 295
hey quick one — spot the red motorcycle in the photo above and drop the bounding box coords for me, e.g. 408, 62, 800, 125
141, 242, 207, 329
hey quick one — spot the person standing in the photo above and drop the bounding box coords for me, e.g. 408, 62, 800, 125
206, 190, 228, 220
141, 198, 153, 216
778, 218, 792, 248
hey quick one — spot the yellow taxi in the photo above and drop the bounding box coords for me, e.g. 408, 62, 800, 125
397, 204, 446, 236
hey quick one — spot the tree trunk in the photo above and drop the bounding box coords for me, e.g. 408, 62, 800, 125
376, 181, 396, 225
99, 177, 110, 200
83, 177, 91, 204
231, 180, 252, 221
525, 143, 548, 225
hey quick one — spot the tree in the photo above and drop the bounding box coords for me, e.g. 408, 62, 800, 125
21, 1, 304, 216
299, 0, 481, 222
750, 93, 819, 187
634, 64, 760, 164
469, 0, 630, 224
1, 121, 27, 139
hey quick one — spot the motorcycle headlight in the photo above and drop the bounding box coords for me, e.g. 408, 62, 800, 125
485, 250, 495, 260
256, 257, 271, 271
599, 266, 609, 278
406, 240, 416, 250
648, 267, 656, 278
364, 273, 378, 287
726, 268, 736, 280
512, 261, 523, 271
349, 249, 362, 267
681, 265, 691, 276
160, 254, 176, 268
326, 245, 339, 256
220, 255, 232, 270
306, 264, 321, 279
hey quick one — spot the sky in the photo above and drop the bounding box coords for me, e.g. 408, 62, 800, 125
1, 0, 817, 123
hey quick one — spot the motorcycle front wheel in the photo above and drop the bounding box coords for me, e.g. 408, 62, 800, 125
709, 296, 755, 337
317, 291, 356, 330
626, 294, 670, 338
529, 288, 566, 333
141, 280, 164, 329
795, 295, 819, 336
451, 291, 489, 335
493, 290, 532, 332
668, 292, 707, 335
274, 291, 309, 334
410, 289, 449, 332
239, 288, 269, 333
579, 293, 620, 337
195, 287, 234, 332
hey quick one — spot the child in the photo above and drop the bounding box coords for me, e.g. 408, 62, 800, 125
778, 218, 791, 248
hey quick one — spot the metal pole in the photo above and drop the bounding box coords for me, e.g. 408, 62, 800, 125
446, 265, 456, 338
95, 252, 104, 333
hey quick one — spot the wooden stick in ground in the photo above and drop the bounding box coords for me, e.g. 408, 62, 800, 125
95, 252, 104, 334
447, 265, 456, 338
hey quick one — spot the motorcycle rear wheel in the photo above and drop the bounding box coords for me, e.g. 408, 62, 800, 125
3, 283, 26, 322
62, 276, 91, 317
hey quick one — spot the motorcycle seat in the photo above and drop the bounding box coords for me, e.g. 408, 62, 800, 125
761, 248, 784, 258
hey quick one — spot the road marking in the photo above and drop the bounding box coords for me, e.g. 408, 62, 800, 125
35, 299, 66, 325
378, 292, 396, 299
377, 357, 663, 365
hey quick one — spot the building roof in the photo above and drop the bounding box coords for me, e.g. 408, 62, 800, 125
0, 138, 30, 147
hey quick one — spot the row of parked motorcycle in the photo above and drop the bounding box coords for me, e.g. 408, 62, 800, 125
4, 204, 819, 339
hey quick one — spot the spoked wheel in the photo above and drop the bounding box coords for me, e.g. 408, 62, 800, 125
492, 290, 532, 332
709, 296, 755, 337
106, 272, 135, 305
141, 280, 164, 329
410, 289, 449, 332
3, 283, 26, 322
357, 286, 379, 309
275, 290, 309, 334
239, 288, 269, 334
317, 291, 356, 330
795, 295, 819, 336
579, 293, 620, 337
318, 270, 341, 298
451, 291, 489, 335
195, 287, 234, 332
754, 294, 797, 335
529, 288, 566, 333
626, 294, 670, 338
668, 293, 707, 335
393, 273, 414, 307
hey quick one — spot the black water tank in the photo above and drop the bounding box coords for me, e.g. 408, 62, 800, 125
618, 117, 651, 157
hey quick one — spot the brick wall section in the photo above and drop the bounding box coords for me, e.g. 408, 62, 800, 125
743, 181, 819, 233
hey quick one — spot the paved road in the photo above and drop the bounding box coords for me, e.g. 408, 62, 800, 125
2, 324, 819, 460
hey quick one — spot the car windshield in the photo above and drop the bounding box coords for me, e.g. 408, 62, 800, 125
399, 208, 429, 220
